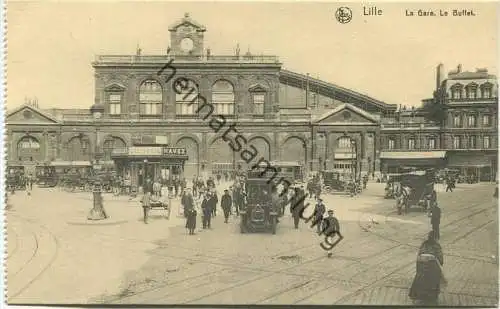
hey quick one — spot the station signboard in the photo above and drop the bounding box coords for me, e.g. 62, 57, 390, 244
163, 147, 187, 156
128, 146, 163, 156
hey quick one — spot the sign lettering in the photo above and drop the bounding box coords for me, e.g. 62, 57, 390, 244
128, 147, 162, 156
162, 147, 187, 156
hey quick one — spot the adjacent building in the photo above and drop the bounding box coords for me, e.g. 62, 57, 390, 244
6, 14, 498, 185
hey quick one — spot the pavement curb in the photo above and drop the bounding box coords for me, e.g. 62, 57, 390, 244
66, 219, 129, 226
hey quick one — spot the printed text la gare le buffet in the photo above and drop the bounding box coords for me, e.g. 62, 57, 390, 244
405, 9, 475, 17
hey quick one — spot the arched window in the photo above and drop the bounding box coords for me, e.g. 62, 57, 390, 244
17, 136, 41, 161
175, 79, 199, 115
465, 83, 478, 99
211, 80, 235, 115
65, 135, 91, 161
480, 83, 493, 98
450, 84, 463, 99
139, 80, 163, 115
103, 137, 127, 161
388, 137, 395, 150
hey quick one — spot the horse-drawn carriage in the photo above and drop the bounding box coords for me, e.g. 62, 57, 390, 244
6, 165, 27, 191
36, 165, 58, 187
239, 171, 279, 234
397, 169, 435, 213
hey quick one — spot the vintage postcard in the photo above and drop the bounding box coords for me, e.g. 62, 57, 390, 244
3, 1, 498, 306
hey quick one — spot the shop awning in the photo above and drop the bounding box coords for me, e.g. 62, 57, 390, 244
380, 151, 447, 160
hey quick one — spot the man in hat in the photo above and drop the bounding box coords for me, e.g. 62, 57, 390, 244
320, 209, 344, 257
201, 193, 212, 229
221, 189, 232, 223
209, 189, 218, 217
430, 202, 441, 240
313, 197, 326, 233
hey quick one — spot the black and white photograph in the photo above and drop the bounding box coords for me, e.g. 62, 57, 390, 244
2, 1, 498, 306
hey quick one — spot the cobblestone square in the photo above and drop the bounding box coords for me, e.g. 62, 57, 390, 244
5, 181, 498, 306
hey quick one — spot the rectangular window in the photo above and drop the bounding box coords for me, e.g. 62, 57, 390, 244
108, 94, 122, 115
452, 89, 461, 99
428, 138, 436, 149
467, 89, 477, 99
408, 139, 415, 150
453, 115, 461, 127
140, 103, 162, 115
483, 115, 490, 126
469, 136, 476, 149
467, 115, 477, 127
388, 139, 395, 150
453, 136, 460, 149
484, 136, 490, 149
482, 88, 492, 98
253, 93, 265, 115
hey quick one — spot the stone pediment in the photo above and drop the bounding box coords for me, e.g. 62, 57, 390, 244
104, 82, 127, 92
314, 103, 378, 125
168, 13, 206, 32
248, 83, 269, 92
7, 104, 60, 124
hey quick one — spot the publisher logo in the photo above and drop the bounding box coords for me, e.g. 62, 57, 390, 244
335, 7, 353, 24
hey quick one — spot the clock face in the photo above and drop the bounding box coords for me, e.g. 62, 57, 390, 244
180, 37, 194, 52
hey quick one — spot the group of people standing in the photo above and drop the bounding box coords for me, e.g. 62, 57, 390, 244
181, 179, 242, 235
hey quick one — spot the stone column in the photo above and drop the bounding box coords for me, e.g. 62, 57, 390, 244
43, 131, 49, 163
324, 132, 331, 170
274, 132, 280, 161
201, 132, 208, 172
7, 130, 14, 162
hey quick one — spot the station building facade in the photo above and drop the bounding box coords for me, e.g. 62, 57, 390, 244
6, 14, 498, 182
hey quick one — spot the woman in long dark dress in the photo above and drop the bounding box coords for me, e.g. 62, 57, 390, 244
409, 230, 444, 305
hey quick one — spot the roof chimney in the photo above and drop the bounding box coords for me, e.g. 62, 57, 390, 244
457, 64, 462, 73
436, 63, 444, 90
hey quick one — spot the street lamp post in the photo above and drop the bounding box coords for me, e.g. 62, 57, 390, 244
87, 103, 108, 221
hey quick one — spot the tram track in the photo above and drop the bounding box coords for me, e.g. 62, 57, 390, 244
6, 226, 20, 260
319, 192, 496, 304
104, 185, 496, 304
7, 213, 61, 301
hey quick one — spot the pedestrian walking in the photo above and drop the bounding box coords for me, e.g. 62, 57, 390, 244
445, 177, 454, 192
233, 185, 242, 216
321, 210, 344, 257
313, 198, 326, 233
210, 190, 218, 217
174, 177, 180, 197
221, 189, 232, 223
141, 190, 152, 224
430, 203, 441, 240
291, 186, 306, 229
201, 194, 212, 229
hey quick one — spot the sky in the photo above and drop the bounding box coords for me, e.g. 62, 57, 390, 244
6, 1, 499, 109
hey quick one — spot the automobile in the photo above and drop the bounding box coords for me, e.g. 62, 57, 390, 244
239, 173, 279, 234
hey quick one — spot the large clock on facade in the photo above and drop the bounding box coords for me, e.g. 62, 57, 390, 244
180, 37, 194, 52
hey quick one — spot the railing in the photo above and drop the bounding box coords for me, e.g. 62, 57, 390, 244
380, 147, 494, 152
94, 54, 280, 64
381, 122, 440, 129
447, 97, 497, 103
